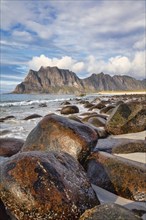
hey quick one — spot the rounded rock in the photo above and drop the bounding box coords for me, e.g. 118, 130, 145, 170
61, 105, 79, 114
0, 151, 99, 220
22, 114, 98, 164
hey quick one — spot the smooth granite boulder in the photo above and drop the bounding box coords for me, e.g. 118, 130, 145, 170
22, 114, 98, 164
84, 151, 146, 201
95, 138, 146, 153
88, 116, 106, 127
61, 105, 79, 114
0, 138, 24, 157
0, 151, 99, 220
105, 103, 146, 134
79, 203, 142, 220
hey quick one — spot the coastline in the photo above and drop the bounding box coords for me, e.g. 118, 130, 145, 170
0, 92, 146, 219
97, 90, 146, 95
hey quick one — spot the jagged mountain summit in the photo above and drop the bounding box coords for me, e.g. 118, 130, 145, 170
13, 66, 85, 94
13, 66, 145, 94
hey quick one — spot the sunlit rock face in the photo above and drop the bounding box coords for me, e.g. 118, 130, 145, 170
13, 67, 145, 94
84, 151, 146, 201
0, 151, 99, 220
22, 114, 98, 164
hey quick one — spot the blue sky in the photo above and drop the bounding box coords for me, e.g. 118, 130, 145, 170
0, 0, 145, 93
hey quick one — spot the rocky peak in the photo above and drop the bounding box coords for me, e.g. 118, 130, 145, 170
13, 67, 145, 94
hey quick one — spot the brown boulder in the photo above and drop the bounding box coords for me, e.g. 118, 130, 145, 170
22, 114, 98, 164
61, 105, 79, 114
60, 101, 71, 105
89, 102, 106, 111
0, 151, 99, 220
0, 116, 16, 123
122, 108, 146, 134
84, 102, 95, 108
0, 138, 24, 157
112, 139, 146, 154
82, 113, 107, 123
79, 203, 142, 220
88, 116, 106, 127
95, 138, 146, 153
84, 151, 146, 201
105, 103, 146, 134
23, 114, 42, 120
68, 115, 83, 123
100, 105, 115, 114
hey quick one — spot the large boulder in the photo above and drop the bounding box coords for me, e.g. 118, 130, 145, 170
95, 138, 146, 153
0, 138, 24, 157
105, 103, 146, 135
22, 114, 98, 164
84, 151, 146, 201
112, 140, 146, 154
79, 203, 142, 220
61, 105, 79, 114
0, 151, 99, 220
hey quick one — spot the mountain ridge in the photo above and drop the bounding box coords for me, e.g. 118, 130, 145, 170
13, 66, 145, 94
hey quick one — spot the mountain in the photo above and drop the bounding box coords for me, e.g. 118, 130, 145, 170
13, 66, 85, 94
83, 72, 145, 92
13, 66, 145, 94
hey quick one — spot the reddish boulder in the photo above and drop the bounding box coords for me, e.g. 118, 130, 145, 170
22, 114, 98, 164
61, 105, 79, 114
0, 151, 99, 220
95, 138, 146, 153
0, 138, 24, 157
79, 203, 142, 220
84, 151, 146, 201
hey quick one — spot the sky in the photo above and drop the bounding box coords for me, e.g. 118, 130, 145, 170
0, 0, 146, 93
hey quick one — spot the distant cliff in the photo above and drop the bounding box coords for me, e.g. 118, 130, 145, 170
13, 66, 145, 94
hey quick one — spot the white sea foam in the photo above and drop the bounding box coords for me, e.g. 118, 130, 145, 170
0, 98, 72, 107
0, 93, 89, 139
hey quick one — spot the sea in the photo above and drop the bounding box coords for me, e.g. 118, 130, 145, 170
0, 93, 101, 140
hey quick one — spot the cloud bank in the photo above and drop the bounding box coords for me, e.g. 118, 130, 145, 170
28, 51, 145, 79
1, 0, 145, 92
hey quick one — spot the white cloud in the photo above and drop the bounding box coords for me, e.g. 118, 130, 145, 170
1, 0, 145, 87
1, 75, 24, 80
27, 51, 145, 79
131, 51, 145, 78
133, 37, 146, 50
107, 56, 131, 74
28, 55, 85, 73
85, 51, 145, 79
0, 80, 21, 86
12, 31, 33, 42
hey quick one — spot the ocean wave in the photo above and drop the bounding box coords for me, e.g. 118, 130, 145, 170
0, 98, 71, 107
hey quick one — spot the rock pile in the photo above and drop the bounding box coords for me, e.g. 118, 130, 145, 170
0, 93, 145, 219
